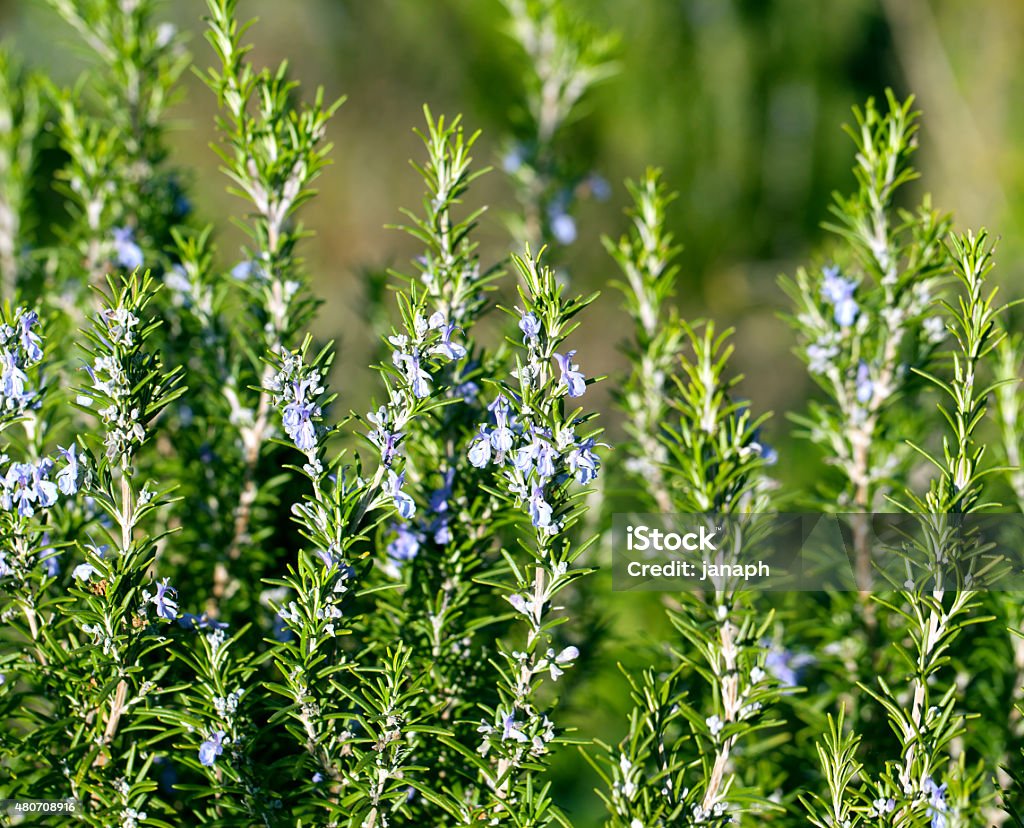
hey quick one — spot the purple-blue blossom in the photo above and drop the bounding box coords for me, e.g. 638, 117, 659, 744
0, 351, 31, 409
394, 351, 431, 399
764, 645, 814, 688
566, 437, 600, 484
468, 426, 492, 468
502, 713, 529, 744
387, 525, 421, 562
519, 311, 541, 343
820, 265, 859, 327
430, 321, 467, 361
367, 407, 401, 465
56, 444, 82, 496
502, 144, 525, 174
178, 612, 229, 632
528, 485, 553, 528
198, 730, 226, 767
490, 398, 515, 454
230, 260, 259, 280
923, 777, 947, 828
0, 309, 44, 413
548, 198, 577, 245
511, 428, 558, 481
112, 227, 144, 270
855, 361, 873, 404
280, 378, 321, 453
806, 340, 838, 374
1, 460, 57, 518
385, 470, 416, 519
553, 351, 586, 397
72, 562, 97, 582
450, 379, 479, 404
151, 578, 179, 621
38, 534, 61, 577
18, 310, 43, 362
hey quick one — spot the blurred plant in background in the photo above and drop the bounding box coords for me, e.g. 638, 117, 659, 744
1, 0, 1024, 826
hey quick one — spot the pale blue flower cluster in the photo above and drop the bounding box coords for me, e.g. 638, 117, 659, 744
150, 578, 179, 621
553, 351, 586, 397
384, 467, 457, 564
476, 707, 556, 760
467, 393, 600, 529
369, 310, 468, 519
0, 445, 82, 520
1, 308, 44, 415
820, 265, 859, 327
763, 643, 815, 688
268, 353, 326, 458
112, 227, 144, 271
199, 729, 226, 767
388, 311, 467, 402
923, 777, 948, 828
855, 361, 874, 404
806, 337, 840, 374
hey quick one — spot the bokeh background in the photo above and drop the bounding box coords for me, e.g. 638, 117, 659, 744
3, 0, 1024, 821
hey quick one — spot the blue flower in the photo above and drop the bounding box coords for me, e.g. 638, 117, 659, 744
1, 350, 32, 408
535, 442, 556, 480
513, 430, 544, 475
72, 562, 97, 582
587, 173, 611, 202
33, 459, 58, 509
3, 462, 38, 517
178, 612, 228, 632
490, 399, 515, 454
38, 534, 61, 577
198, 730, 226, 767
820, 265, 859, 327
551, 213, 577, 245
430, 321, 467, 361
553, 351, 586, 397
387, 525, 421, 562
18, 310, 43, 362
112, 227, 144, 270
394, 351, 431, 399
923, 777, 947, 828
56, 444, 81, 496
501, 713, 529, 743
833, 296, 859, 327
468, 426, 492, 468
566, 437, 600, 484
806, 340, 839, 374
502, 144, 525, 174
281, 378, 320, 452
385, 470, 416, 519
519, 311, 541, 343
231, 260, 258, 280
528, 485, 553, 528
151, 578, 179, 621
855, 361, 873, 404
451, 379, 480, 404
763, 644, 814, 688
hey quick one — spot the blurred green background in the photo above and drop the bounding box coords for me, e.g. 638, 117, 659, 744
3, 0, 1024, 821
